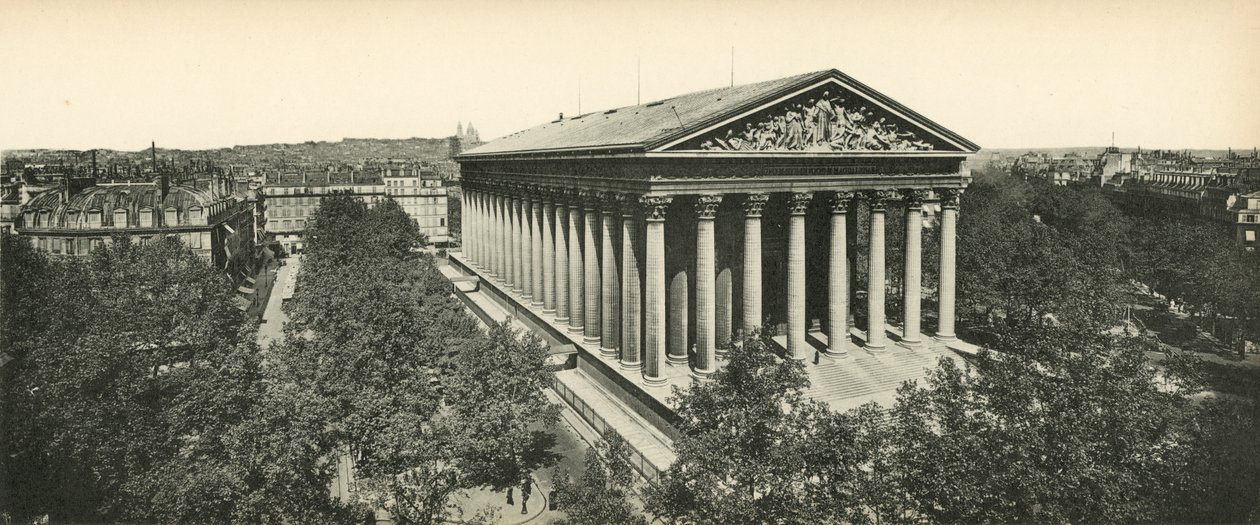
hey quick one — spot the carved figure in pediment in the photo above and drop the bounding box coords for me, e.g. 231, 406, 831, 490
692, 88, 934, 152
784, 108, 804, 149
814, 92, 836, 144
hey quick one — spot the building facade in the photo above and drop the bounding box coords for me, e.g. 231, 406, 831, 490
260, 171, 385, 254
14, 175, 255, 271
383, 166, 450, 245
451, 69, 978, 476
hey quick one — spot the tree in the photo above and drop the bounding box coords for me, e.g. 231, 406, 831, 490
552, 433, 646, 525
443, 322, 561, 499
0, 236, 278, 523
883, 325, 1195, 524
646, 332, 861, 524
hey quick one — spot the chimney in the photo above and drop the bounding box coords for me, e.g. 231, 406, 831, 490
91, 150, 98, 179
151, 141, 158, 174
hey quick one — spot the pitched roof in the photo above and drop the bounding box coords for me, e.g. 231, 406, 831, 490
460, 69, 978, 158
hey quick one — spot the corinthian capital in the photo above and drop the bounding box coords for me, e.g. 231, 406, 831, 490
787, 192, 814, 215
742, 193, 769, 217
901, 189, 928, 208
936, 188, 962, 208
695, 195, 723, 220
828, 191, 855, 213
640, 195, 673, 221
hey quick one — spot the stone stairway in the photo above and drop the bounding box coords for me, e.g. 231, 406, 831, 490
806, 346, 957, 412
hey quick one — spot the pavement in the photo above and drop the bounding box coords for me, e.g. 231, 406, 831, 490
256, 257, 295, 350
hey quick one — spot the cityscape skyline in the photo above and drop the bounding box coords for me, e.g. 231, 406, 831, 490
2, 0, 1259, 152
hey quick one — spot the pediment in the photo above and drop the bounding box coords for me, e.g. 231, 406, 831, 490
657, 77, 973, 154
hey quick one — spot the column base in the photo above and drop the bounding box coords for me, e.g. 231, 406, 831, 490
555, 315, 570, 324
543, 307, 556, 314
898, 337, 924, 349
715, 346, 731, 358
531, 300, 544, 308
521, 293, 533, 302
824, 348, 849, 358
582, 335, 600, 345
690, 368, 714, 381
864, 342, 888, 354
618, 360, 642, 372
567, 324, 584, 334
934, 333, 957, 343
642, 374, 667, 387
599, 346, 618, 359
666, 354, 689, 366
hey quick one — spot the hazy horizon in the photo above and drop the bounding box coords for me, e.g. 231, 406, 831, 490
3, 0, 1258, 152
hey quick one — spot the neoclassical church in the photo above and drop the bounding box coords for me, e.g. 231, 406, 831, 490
449, 69, 978, 479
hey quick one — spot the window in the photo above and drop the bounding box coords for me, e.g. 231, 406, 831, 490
1247, 214, 1258, 223
113, 209, 128, 228
200, 232, 211, 248
50, 238, 61, 254
65, 239, 75, 255
40, 210, 52, 227
188, 207, 204, 224
139, 208, 154, 227
164, 207, 178, 226
87, 210, 102, 228
66, 210, 80, 228
90, 238, 102, 251
1248, 230, 1257, 242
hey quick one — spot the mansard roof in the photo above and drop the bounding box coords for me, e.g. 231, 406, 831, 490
459, 69, 979, 159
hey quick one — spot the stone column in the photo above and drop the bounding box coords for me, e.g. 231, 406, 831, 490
642, 196, 672, 386
493, 191, 504, 278
786, 192, 812, 360
600, 196, 621, 358
542, 196, 557, 313
470, 188, 480, 265
502, 193, 514, 286
741, 194, 768, 337
620, 196, 642, 371
554, 196, 570, 323
827, 191, 853, 357
583, 197, 601, 343
865, 190, 892, 353
463, 189, 474, 265
568, 201, 585, 334
521, 195, 534, 301
693, 195, 721, 378
513, 196, 525, 294
530, 195, 545, 307
901, 190, 925, 348
937, 189, 960, 341
667, 262, 689, 366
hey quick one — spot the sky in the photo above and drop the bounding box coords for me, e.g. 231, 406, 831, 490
2, 0, 1258, 152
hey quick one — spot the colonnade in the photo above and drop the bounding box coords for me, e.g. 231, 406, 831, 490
459, 184, 960, 386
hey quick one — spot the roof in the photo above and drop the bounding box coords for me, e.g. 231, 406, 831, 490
21, 183, 231, 229
460, 69, 978, 158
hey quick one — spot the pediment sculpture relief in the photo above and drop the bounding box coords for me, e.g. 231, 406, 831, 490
696, 90, 936, 152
